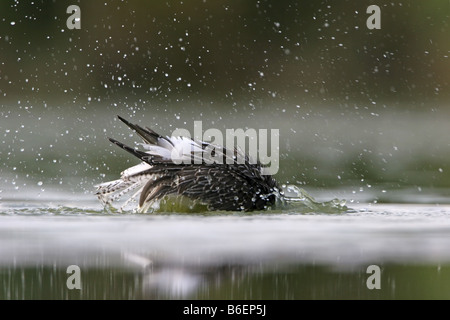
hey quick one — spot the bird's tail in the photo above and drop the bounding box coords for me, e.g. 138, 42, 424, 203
95, 162, 157, 212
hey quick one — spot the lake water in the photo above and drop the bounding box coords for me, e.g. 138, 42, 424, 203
1, 106, 450, 299
1, 186, 450, 299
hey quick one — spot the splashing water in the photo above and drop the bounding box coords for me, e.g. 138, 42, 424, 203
281, 185, 348, 214
100, 185, 349, 215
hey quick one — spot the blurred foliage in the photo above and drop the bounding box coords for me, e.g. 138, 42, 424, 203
0, 0, 449, 108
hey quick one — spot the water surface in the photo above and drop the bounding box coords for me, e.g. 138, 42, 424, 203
2, 106, 450, 299
1, 187, 450, 299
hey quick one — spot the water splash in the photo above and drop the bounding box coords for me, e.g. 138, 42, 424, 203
97, 186, 348, 215
281, 185, 348, 214
139, 186, 348, 215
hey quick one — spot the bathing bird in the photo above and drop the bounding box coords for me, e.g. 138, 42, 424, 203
96, 116, 283, 212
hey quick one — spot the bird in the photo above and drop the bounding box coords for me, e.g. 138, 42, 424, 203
96, 116, 285, 213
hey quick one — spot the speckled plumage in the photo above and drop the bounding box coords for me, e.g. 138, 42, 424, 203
96, 116, 282, 212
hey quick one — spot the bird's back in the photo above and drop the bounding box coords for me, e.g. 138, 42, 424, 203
96, 116, 281, 213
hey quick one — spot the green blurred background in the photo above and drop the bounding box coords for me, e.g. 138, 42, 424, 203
2, 0, 449, 103
1, 0, 450, 198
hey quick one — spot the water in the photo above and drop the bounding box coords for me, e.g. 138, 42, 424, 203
1, 185, 450, 299
2, 106, 450, 299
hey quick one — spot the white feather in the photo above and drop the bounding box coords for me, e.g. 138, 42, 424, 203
121, 162, 152, 178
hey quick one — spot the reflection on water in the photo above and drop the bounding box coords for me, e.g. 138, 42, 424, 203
2, 263, 450, 300
1, 198, 450, 299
